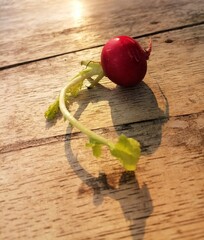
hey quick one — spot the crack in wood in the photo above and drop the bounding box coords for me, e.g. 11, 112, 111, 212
0, 21, 203, 71
0, 111, 203, 154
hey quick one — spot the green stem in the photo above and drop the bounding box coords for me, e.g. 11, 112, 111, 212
59, 74, 113, 149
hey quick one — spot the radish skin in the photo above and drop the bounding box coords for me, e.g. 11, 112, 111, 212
101, 36, 152, 87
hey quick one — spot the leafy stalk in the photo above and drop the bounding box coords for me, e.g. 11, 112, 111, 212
44, 97, 59, 120
45, 61, 141, 171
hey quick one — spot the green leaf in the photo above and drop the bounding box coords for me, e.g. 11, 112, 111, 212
67, 80, 83, 98
86, 135, 141, 171
86, 138, 102, 157
44, 97, 60, 121
110, 134, 141, 171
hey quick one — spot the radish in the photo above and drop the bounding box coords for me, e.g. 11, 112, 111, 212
45, 36, 151, 170
101, 36, 152, 87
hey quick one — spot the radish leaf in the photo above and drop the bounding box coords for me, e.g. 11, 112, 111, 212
110, 134, 141, 171
86, 138, 102, 157
44, 97, 59, 120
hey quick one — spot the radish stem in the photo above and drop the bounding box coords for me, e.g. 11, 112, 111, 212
59, 75, 113, 148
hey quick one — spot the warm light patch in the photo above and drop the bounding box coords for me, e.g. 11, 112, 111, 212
71, 0, 83, 21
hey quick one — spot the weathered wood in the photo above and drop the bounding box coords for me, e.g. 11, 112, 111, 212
0, 25, 203, 150
0, 0, 203, 67
0, 113, 203, 240
1, 1, 203, 239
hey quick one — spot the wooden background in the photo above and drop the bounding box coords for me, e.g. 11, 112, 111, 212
0, 0, 204, 239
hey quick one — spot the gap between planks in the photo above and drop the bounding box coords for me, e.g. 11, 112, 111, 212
0, 111, 203, 154
0, 21, 203, 71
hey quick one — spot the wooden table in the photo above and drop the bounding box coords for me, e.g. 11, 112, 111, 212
0, 1, 204, 239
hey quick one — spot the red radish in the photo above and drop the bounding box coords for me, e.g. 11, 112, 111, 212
101, 36, 152, 87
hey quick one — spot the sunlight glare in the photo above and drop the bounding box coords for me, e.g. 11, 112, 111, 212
71, 0, 83, 21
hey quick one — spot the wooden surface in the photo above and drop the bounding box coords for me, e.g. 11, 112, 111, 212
1, 0, 204, 67
0, 1, 204, 239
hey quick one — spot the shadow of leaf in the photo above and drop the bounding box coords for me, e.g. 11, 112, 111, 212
62, 81, 168, 239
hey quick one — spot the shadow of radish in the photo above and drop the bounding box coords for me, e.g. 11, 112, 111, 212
63, 81, 168, 239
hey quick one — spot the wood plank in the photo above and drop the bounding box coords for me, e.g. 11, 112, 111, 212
0, 25, 203, 150
0, 113, 203, 240
0, 0, 204, 67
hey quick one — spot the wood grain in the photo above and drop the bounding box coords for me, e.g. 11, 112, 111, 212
0, 113, 203, 240
0, 25, 203, 150
0, 1, 204, 239
0, 0, 204, 67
